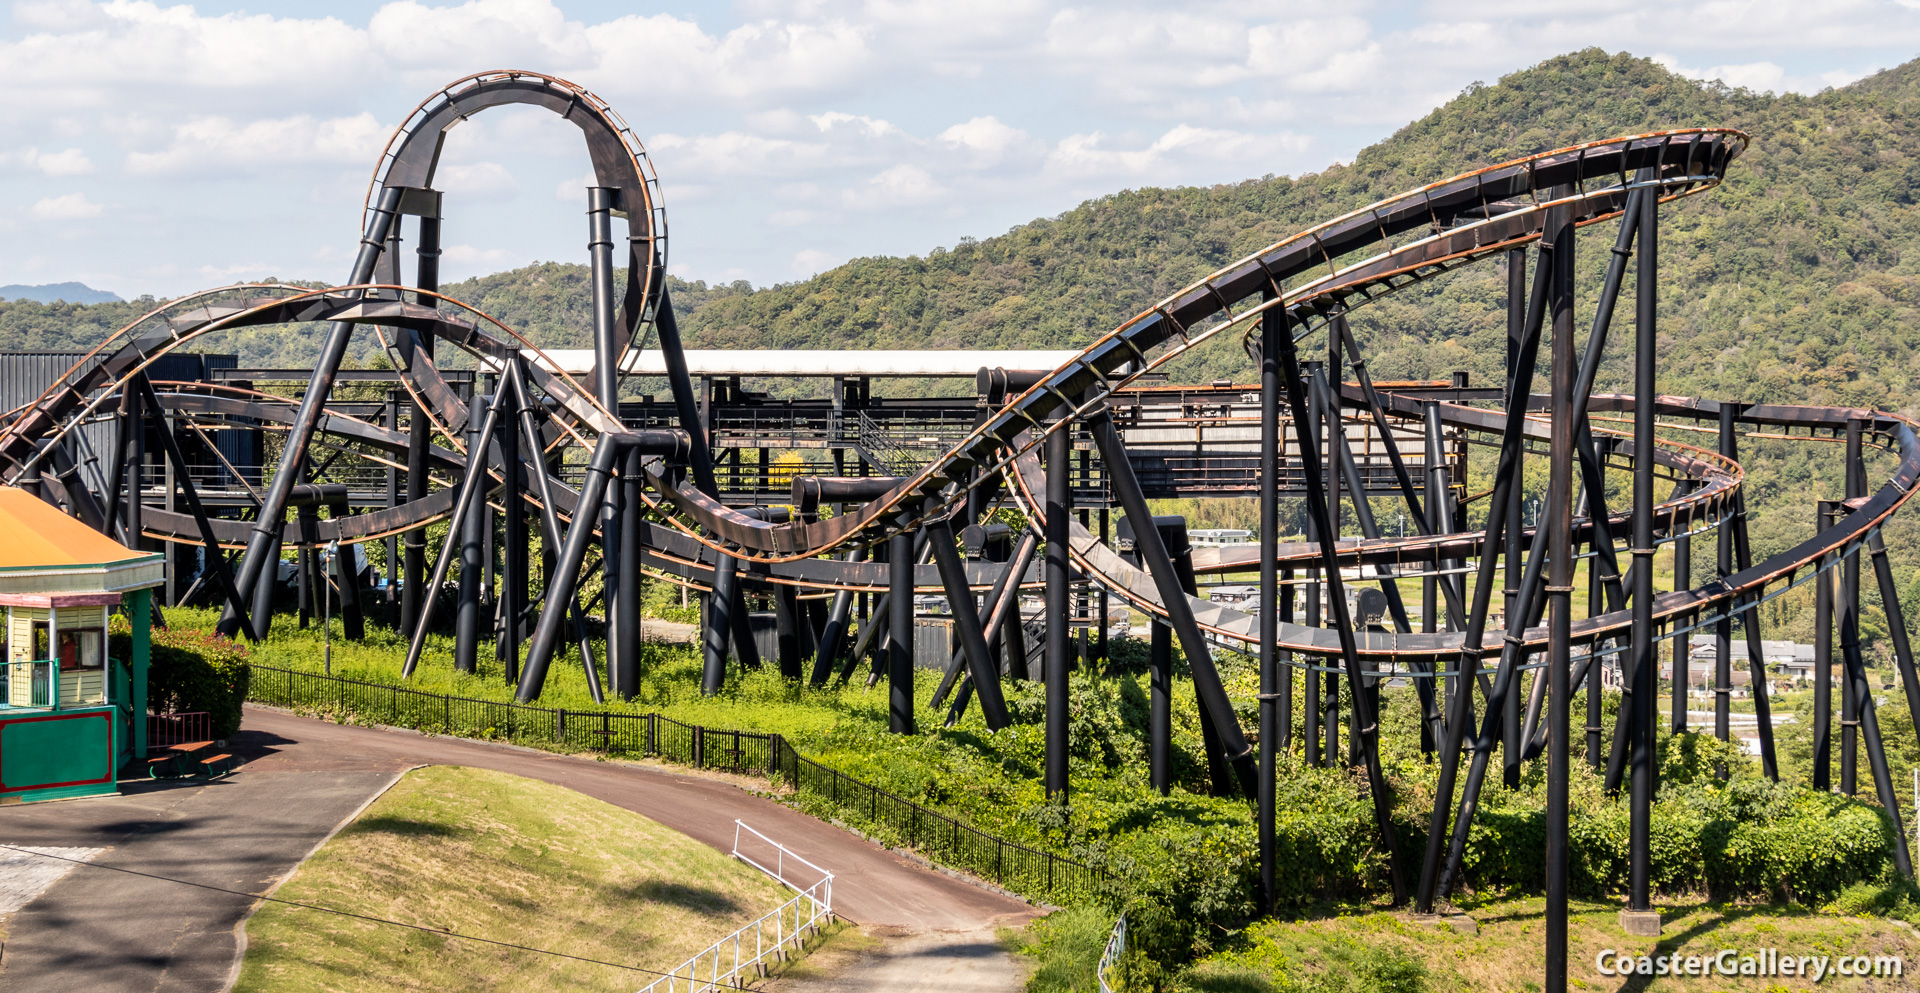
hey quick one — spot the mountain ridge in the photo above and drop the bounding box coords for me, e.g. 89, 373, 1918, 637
0, 282, 122, 306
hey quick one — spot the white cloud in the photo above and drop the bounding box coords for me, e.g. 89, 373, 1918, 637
587, 14, 875, 103
4, 147, 96, 176
30, 192, 103, 219
436, 160, 519, 201
552, 170, 598, 202
124, 113, 387, 174
842, 164, 944, 208
0, 3, 371, 112
647, 131, 832, 177
791, 247, 841, 276
769, 209, 831, 226
5, 0, 1920, 297
1651, 55, 1870, 95
12, 0, 105, 32
1044, 124, 1310, 182
810, 111, 900, 137
441, 244, 519, 268
33, 147, 95, 176
938, 116, 1041, 165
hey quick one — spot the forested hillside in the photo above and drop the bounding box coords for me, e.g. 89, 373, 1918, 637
8, 48, 1920, 649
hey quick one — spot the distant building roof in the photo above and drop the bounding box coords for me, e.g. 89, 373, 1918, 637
1688, 635, 1815, 663
523, 349, 1085, 379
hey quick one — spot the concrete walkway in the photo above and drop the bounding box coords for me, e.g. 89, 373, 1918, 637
770, 924, 1028, 993
0, 705, 1038, 991
0, 748, 403, 992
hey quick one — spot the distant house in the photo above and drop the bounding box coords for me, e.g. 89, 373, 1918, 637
1651, 635, 1820, 690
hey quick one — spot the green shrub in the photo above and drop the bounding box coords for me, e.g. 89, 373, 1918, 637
1021, 905, 1115, 993
113, 622, 251, 738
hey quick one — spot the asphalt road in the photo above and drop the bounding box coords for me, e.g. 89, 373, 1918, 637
0, 756, 402, 992
0, 704, 1038, 992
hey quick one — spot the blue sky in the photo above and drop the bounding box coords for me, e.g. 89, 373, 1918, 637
4, 0, 1919, 300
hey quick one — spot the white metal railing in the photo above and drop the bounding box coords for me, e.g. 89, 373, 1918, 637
636, 822, 834, 993
1098, 912, 1127, 993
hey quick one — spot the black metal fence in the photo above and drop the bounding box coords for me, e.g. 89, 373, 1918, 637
246, 664, 1110, 905
770, 737, 1113, 904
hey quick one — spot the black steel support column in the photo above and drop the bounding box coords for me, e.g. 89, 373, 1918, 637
296, 505, 319, 629
617, 449, 644, 697
384, 391, 400, 624
927, 518, 1010, 730
889, 523, 916, 735
402, 391, 505, 679
1321, 361, 1343, 768
1045, 416, 1071, 798
1672, 482, 1694, 733
1424, 402, 1442, 645
1727, 416, 1781, 781
1715, 406, 1735, 772
1097, 509, 1110, 663
1627, 178, 1658, 916
117, 385, 142, 548
454, 395, 485, 674
1252, 313, 1404, 901
654, 294, 715, 496
704, 555, 739, 695
135, 376, 254, 641
510, 367, 600, 697
1870, 533, 1920, 745
588, 186, 624, 695
519, 440, 625, 701
775, 583, 803, 679
1587, 523, 1605, 771
1258, 288, 1281, 912
1418, 219, 1553, 915
396, 210, 436, 645
1814, 503, 1835, 791
498, 374, 525, 685
1319, 372, 1428, 756
1841, 420, 1864, 795
1503, 292, 1526, 791
1279, 567, 1294, 755
1090, 409, 1259, 800
1843, 549, 1915, 876
1544, 200, 1575, 993
935, 532, 1028, 717
811, 547, 866, 685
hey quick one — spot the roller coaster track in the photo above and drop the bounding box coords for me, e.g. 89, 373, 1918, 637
3, 114, 1912, 668
9, 72, 1914, 992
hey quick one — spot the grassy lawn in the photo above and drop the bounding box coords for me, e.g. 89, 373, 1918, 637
1178, 893, 1920, 992
231, 765, 792, 993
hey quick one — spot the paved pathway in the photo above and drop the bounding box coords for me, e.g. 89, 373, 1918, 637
0, 750, 402, 992
0, 705, 1038, 991
770, 925, 1028, 993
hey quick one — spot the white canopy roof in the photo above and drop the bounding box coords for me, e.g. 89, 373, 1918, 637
524, 349, 1083, 378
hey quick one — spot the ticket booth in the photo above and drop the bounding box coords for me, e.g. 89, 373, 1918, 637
0, 487, 164, 803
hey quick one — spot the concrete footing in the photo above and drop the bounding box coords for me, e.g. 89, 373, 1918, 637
1408, 912, 1478, 936
1619, 909, 1662, 936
